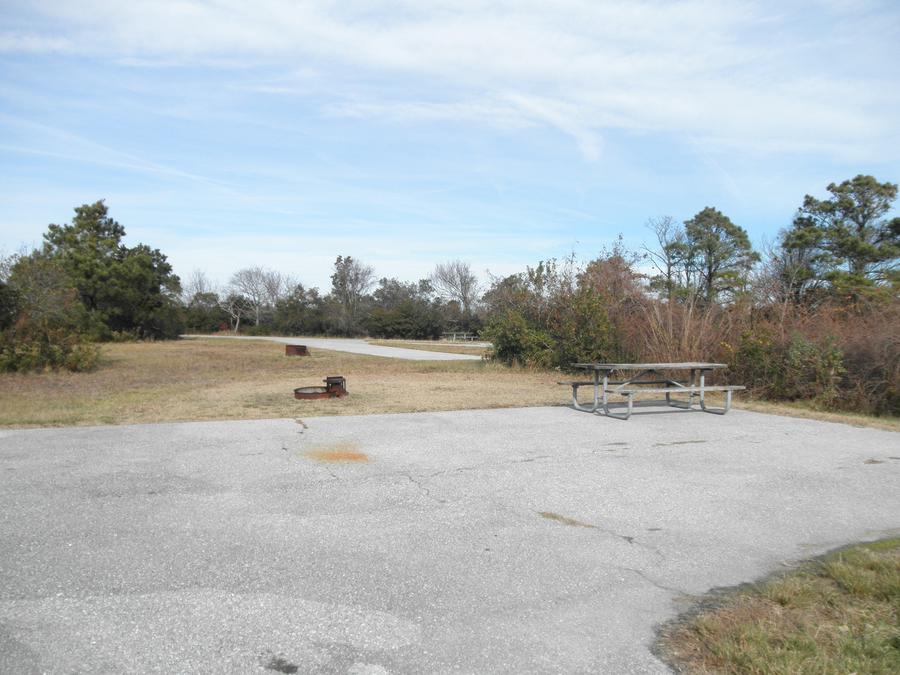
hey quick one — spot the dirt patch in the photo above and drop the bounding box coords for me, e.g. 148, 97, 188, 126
538, 511, 597, 529
305, 442, 370, 463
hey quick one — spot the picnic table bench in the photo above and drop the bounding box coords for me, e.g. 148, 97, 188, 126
560, 362, 745, 420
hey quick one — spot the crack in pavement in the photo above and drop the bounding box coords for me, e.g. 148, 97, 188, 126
397, 472, 446, 504
619, 566, 686, 596
297, 465, 667, 562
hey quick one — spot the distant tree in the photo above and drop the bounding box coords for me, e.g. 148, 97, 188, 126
365, 277, 444, 339
220, 293, 252, 333
372, 277, 419, 309
0, 253, 18, 331
764, 228, 826, 305
41, 201, 181, 338
273, 284, 326, 335
328, 256, 374, 335
431, 260, 480, 317
644, 216, 683, 301
180, 269, 216, 305
230, 267, 269, 326
0, 280, 16, 331
262, 270, 293, 309
183, 291, 228, 333
681, 207, 758, 303
782, 175, 900, 298
179, 270, 228, 333
578, 237, 645, 306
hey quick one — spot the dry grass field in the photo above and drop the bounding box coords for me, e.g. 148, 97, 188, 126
0, 338, 561, 427
1, 337, 897, 430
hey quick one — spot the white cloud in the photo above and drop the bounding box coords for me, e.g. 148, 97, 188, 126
5, 1, 900, 162
0, 31, 70, 53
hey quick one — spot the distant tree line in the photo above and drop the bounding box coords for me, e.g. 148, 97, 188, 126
180, 255, 482, 340
1, 175, 897, 414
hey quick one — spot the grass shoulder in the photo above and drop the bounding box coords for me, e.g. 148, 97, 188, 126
658, 538, 900, 674
735, 398, 899, 432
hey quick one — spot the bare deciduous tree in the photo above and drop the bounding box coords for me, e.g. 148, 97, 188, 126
431, 260, 480, 316
220, 293, 252, 333
644, 216, 681, 301
229, 266, 291, 326
181, 269, 216, 305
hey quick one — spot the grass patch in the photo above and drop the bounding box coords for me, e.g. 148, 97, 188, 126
659, 538, 900, 674
736, 399, 900, 432
0, 337, 561, 427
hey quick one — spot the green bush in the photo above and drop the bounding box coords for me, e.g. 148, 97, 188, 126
551, 287, 618, 367
483, 285, 619, 370
483, 310, 554, 367
0, 323, 100, 372
0, 281, 18, 331
726, 331, 846, 407
365, 301, 444, 340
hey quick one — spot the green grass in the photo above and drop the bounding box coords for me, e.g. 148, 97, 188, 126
660, 539, 900, 674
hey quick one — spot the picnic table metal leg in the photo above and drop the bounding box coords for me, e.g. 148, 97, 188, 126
602, 392, 633, 420
698, 370, 733, 414
665, 368, 695, 409
602, 372, 633, 420
570, 370, 602, 413
571, 384, 581, 410
600, 371, 607, 413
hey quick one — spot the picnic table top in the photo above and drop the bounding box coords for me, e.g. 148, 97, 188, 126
571, 362, 727, 370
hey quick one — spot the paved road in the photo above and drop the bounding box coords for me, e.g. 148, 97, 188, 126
1, 407, 898, 673
182, 334, 483, 361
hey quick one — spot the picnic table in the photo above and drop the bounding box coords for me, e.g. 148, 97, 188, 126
561, 362, 745, 420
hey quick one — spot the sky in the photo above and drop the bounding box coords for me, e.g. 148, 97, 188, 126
1, 0, 899, 292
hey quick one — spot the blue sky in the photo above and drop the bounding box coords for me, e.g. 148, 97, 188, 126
1, 1, 899, 291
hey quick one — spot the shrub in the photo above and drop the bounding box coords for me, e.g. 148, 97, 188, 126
726, 331, 846, 407
482, 310, 554, 367
550, 287, 619, 367
0, 322, 100, 372
365, 301, 444, 340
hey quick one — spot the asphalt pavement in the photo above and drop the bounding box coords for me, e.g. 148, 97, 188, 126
181, 335, 483, 361
1, 406, 898, 673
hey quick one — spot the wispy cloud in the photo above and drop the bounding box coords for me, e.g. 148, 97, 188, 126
0, 31, 70, 53
1, 1, 898, 288
6, 1, 899, 161
0, 114, 235, 189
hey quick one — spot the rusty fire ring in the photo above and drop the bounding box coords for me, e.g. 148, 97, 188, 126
294, 376, 348, 400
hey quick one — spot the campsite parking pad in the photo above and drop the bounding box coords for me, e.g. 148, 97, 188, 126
1, 406, 898, 673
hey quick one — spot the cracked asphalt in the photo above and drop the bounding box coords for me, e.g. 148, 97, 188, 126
1, 406, 898, 673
